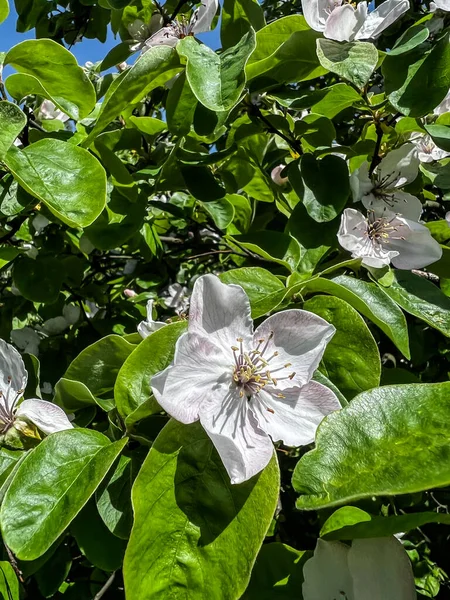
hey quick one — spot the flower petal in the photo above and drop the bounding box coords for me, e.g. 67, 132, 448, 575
350, 161, 373, 203
377, 143, 419, 189
388, 218, 443, 270
251, 381, 341, 447
188, 274, 253, 353
192, 0, 218, 33
301, 0, 331, 32
15, 399, 73, 434
151, 332, 230, 424
349, 537, 417, 600
253, 309, 335, 389
324, 4, 361, 42
356, 0, 409, 40
0, 339, 27, 412
137, 300, 166, 339
302, 539, 355, 600
362, 190, 423, 222
200, 388, 274, 484
143, 27, 180, 49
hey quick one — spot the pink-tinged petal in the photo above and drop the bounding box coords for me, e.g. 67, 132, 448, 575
388, 218, 443, 270
188, 274, 253, 352
356, 0, 409, 40
191, 0, 218, 33
200, 388, 274, 484
324, 4, 359, 41
151, 332, 230, 424
253, 310, 335, 389
303, 539, 354, 600
15, 399, 73, 434
0, 339, 27, 412
432, 0, 450, 9
251, 381, 341, 447
349, 538, 417, 600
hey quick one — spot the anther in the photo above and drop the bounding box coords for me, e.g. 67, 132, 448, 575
289, 372, 296, 380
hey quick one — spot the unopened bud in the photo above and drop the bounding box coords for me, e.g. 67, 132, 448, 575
124, 288, 138, 298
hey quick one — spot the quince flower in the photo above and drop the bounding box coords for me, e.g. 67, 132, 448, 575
138, 300, 166, 339
431, 0, 450, 11
301, 0, 409, 43
37, 100, 69, 123
0, 339, 73, 440
350, 143, 422, 221
302, 537, 417, 600
151, 274, 340, 484
338, 207, 442, 269
410, 133, 450, 163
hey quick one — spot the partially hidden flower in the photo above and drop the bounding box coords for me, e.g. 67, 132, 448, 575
163, 282, 190, 314
410, 133, 450, 163
138, 300, 166, 339
10, 327, 41, 357
271, 165, 289, 186
0, 339, 73, 441
301, 0, 410, 42
350, 143, 422, 221
302, 537, 417, 600
431, 0, 450, 11
36, 100, 69, 123
446, 211, 450, 227
338, 207, 442, 269
434, 90, 450, 115
151, 274, 341, 484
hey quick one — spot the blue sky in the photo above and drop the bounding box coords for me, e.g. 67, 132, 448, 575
1, 3, 221, 66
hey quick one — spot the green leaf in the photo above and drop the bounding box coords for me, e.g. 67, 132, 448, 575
389, 23, 430, 55
0, 0, 9, 23
320, 505, 450, 541
0, 430, 127, 560
243, 543, 307, 599
303, 275, 410, 358
83, 46, 181, 145
424, 123, 450, 151
221, 0, 265, 49
303, 295, 381, 399
180, 163, 226, 201
0, 102, 26, 160
311, 82, 363, 118
229, 232, 301, 272
293, 382, 450, 510
246, 15, 325, 84
381, 270, 450, 337
0, 562, 19, 600
13, 257, 63, 303
123, 420, 280, 599
177, 30, 256, 112
128, 116, 167, 136
383, 33, 450, 117
219, 267, 285, 318
4, 140, 107, 228
166, 71, 198, 136
316, 39, 378, 89
4, 39, 96, 120
115, 322, 187, 419
201, 198, 235, 229
0, 246, 20, 270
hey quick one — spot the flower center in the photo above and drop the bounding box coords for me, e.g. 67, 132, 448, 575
365, 211, 404, 245
231, 333, 296, 400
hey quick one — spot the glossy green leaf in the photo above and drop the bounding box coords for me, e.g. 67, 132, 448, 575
304, 295, 381, 399
177, 30, 256, 112
4, 139, 107, 227
180, 163, 226, 201
0, 429, 127, 560
201, 198, 235, 229
219, 267, 285, 318
221, 0, 265, 49
230, 232, 301, 272
115, 322, 187, 419
128, 116, 167, 136
124, 420, 280, 600
13, 257, 63, 303
0, 0, 9, 23
381, 270, 450, 337
83, 45, 181, 145
316, 39, 378, 89
0, 101, 26, 160
0, 561, 19, 600
4, 39, 95, 120
293, 382, 450, 510
424, 123, 450, 151
166, 71, 198, 136
320, 505, 450, 541
311, 82, 363, 118
303, 276, 410, 358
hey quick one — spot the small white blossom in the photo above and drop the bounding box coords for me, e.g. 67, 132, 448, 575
431, 0, 450, 11
338, 207, 442, 269
434, 90, 450, 115
138, 300, 166, 339
163, 282, 190, 314
410, 133, 450, 163
271, 165, 289, 186
151, 274, 340, 484
302, 538, 417, 600
37, 100, 69, 123
0, 339, 73, 437
350, 143, 422, 221
40, 304, 80, 335
10, 327, 41, 356
301, 0, 409, 42
32, 214, 50, 235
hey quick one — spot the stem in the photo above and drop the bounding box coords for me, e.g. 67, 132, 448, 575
170, 0, 188, 21
93, 571, 116, 600
368, 120, 384, 177
253, 107, 303, 156
0, 215, 28, 243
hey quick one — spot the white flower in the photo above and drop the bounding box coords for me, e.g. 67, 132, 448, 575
137, 0, 218, 51
0, 339, 73, 437
40, 304, 80, 335
10, 327, 41, 357
434, 90, 450, 115
302, 537, 417, 600
37, 100, 69, 123
410, 133, 450, 163
431, 0, 450, 11
338, 207, 442, 269
128, 14, 165, 52
163, 282, 190, 314
301, 0, 409, 42
138, 300, 166, 339
350, 143, 422, 221
271, 165, 289, 186
32, 214, 50, 235
151, 274, 341, 484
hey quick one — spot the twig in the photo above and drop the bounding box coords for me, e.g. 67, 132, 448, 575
4, 545, 24, 584
253, 107, 303, 156
184, 249, 246, 261
0, 216, 28, 243
170, 0, 189, 21
93, 571, 116, 600
368, 120, 384, 176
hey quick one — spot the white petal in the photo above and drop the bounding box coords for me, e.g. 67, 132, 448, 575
200, 388, 274, 484
349, 538, 417, 600
252, 310, 335, 389
324, 4, 360, 42
356, 0, 409, 40
251, 381, 341, 447
350, 162, 373, 202
302, 539, 355, 600
301, 0, 331, 32
388, 218, 443, 270
362, 191, 423, 222
143, 27, 180, 49
10, 327, 41, 357
151, 332, 230, 424
137, 300, 166, 339
15, 399, 73, 434
377, 143, 419, 188
0, 339, 27, 411
188, 274, 253, 353
191, 0, 218, 33
433, 0, 450, 9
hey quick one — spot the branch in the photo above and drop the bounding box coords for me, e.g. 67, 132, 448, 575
252, 106, 303, 156
94, 571, 116, 600
368, 120, 383, 177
